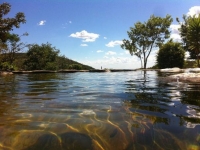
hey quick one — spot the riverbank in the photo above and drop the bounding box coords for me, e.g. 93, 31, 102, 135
1, 68, 200, 83
0, 69, 137, 75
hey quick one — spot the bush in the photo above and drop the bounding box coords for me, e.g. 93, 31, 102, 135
157, 40, 185, 69
68, 64, 82, 70
24, 43, 59, 70
0, 62, 16, 71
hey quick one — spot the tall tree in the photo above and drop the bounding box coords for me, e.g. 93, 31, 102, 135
121, 15, 173, 69
177, 14, 200, 66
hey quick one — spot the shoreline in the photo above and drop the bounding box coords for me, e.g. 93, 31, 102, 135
1, 68, 200, 83
0, 69, 137, 75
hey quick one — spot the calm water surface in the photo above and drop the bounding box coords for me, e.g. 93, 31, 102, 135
0, 71, 199, 150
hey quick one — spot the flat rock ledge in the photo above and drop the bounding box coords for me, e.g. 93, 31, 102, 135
168, 73, 200, 82
160, 67, 184, 73
0, 71, 13, 75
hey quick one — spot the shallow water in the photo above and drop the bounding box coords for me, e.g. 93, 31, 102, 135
0, 71, 199, 150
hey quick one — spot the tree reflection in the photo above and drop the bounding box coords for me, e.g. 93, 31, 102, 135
124, 70, 200, 127
0, 75, 18, 124
25, 73, 67, 98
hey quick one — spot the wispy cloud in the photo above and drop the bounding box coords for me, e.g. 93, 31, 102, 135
69, 21, 72, 24
80, 44, 88, 47
97, 50, 104, 53
38, 20, 46, 26
106, 40, 123, 47
69, 30, 99, 42
105, 51, 116, 55
104, 37, 107, 39
187, 6, 200, 16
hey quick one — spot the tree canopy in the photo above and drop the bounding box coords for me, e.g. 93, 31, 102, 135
24, 43, 60, 70
0, 2, 27, 71
177, 14, 200, 67
157, 40, 185, 69
0, 2, 26, 43
121, 15, 173, 69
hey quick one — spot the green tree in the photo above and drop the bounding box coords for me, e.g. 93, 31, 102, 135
157, 40, 185, 69
121, 15, 173, 69
1, 33, 28, 64
0, 2, 26, 47
24, 43, 60, 70
177, 14, 200, 66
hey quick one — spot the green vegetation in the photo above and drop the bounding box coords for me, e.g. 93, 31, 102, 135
0, 2, 93, 71
24, 43, 59, 70
23, 43, 93, 70
0, 2, 26, 44
121, 15, 173, 69
177, 14, 200, 67
0, 2, 27, 71
1, 2, 200, 71
156, 40, 185, 69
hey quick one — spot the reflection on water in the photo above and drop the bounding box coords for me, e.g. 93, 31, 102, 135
0, 71, 199, 150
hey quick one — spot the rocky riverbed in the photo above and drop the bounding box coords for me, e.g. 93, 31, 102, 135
160, 68, 200, 82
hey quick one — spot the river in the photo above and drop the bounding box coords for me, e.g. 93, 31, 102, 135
0, 71, 199, 150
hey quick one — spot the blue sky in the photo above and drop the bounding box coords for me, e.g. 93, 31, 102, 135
4, 0, 200, 69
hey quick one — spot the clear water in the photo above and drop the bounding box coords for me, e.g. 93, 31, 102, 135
0, 71, 199, 150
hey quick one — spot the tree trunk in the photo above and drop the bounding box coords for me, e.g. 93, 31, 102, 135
143, 57, 147, 69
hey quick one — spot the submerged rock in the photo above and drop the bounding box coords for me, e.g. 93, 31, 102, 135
13, 130, 61, 150
60, 132, 94, 150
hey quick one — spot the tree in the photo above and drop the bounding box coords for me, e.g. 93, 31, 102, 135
0, 33, 28, 64
0, 2, 26, 46
0, 2, 26, 70
24, 43, 60, 70
177, 14, 200, 67
157, 40, 185, 69
121, 15, 173, 69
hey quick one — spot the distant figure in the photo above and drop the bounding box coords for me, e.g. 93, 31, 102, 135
101, 66, 102, 70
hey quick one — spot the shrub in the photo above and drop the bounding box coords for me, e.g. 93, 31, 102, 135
157, 40, 185, 69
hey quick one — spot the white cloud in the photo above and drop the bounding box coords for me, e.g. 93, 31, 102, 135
97, 50, 104, 53
105, 51, 116, 55
170, 24, 181, 41
170, 25, 180, 34
125, 51, 129, 54
104, 37, 107, 39
78, 56, 138, 69
69, 30, 99, 42
38, 20, 46, 26
80, 44, 88, 47
170, 34, 182, 41
187, 6, 200, 16
106, 40, 123, 47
